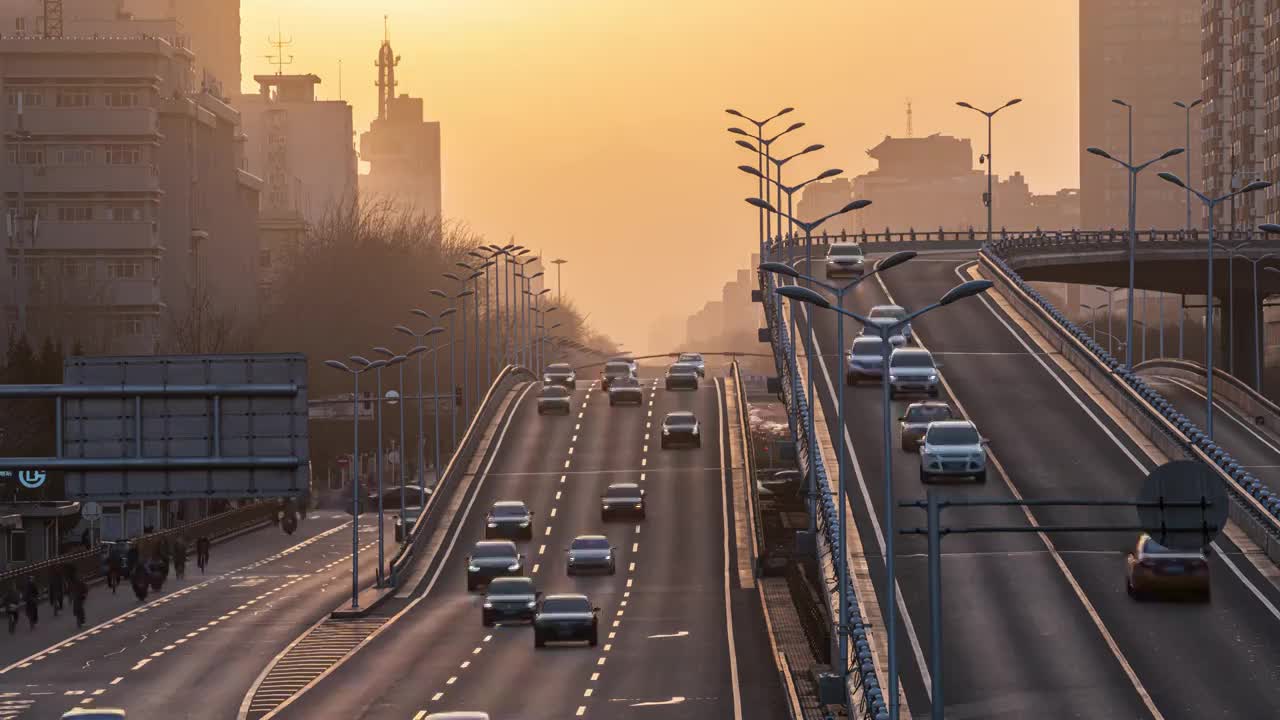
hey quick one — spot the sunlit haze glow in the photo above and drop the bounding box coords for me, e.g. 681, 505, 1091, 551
242, 1, 1079, 350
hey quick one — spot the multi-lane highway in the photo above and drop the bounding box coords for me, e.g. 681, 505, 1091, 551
785, 250, 1280, 718
269, 371, 786, 720
0, 514, 389, 719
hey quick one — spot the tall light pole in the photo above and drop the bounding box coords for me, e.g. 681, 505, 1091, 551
1254, 223, 1280, 390
1094, 285, 1120, 357
1158, 172, 1271, 440
726, 107, 796, 256
1174, 99, 1203, 233
747, 196, 874, 712
740, 163, 843, 537
470, 249, 497, 387
352, 353, 405, 587
458, 261, 491, 404
1085, 145, 1185, 368
775, 279, 994, 720
394, 322, 444, 502
1211, 240, 1252, 376
412, 307, 455, 476
551, 258, 568, 305
374, 345, 427, 524
730, 119, 806, 251
956, 98, 1022, 242
324, 356, 386, 608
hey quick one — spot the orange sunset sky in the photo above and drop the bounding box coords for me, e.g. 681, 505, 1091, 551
241, 1, 1081, 351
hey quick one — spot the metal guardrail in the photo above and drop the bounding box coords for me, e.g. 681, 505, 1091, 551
986, 228, 1280, 265
981, 245, 1280, 561
1134, 358, 1280, 423
760, 268, 888, 720
0, 502, 275, 587
732, 360, 768, 576
387, 364, 536, 586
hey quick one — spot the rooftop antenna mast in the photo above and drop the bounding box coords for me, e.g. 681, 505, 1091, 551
375, 15, 401, 121
906, 98, 913, 138
265, 21, 294, 76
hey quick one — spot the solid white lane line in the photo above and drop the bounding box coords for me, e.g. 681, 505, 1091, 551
715, 378, 745, 720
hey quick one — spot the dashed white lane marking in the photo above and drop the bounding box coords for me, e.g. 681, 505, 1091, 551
564, 460, 572, 468
545, 527, 553, 536
591, 672, 600, 681
538, 544, 546, 555
576, 707, 586, 716
533, 563, 541, 574
550, 508, 557, 518
446, 676, 457, 685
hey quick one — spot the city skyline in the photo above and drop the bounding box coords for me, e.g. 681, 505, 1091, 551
241, 0, 1081, 350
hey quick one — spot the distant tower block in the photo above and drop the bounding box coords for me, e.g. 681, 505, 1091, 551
376, 15, 401, 121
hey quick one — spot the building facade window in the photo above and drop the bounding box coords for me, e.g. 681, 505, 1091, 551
61, 260, 92, 280
5, 89, 42, 107
104, 145, 142, 165
259, 248, 272, 268
111, 316, 144, 337
55, 88, 92, 108
54, 146, 94, 166
106, 261, 143, 280
103, 89, 140, 108
55, 206, 93, 222
106, 204, 145, 222
6, 146, 46, 165
8, 530, 27, 563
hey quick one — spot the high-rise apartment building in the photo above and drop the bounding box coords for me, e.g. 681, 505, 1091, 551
1079, 0, 1202, 230
1203, 0, 1271, 226
0, 35, 260, 354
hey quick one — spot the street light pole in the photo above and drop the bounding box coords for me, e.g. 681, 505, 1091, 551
374, 345, 426, 527
324, 356, 387, 607
551, 258, 568, 306
1085, 144, 1185, 368
727, 107, 796, 257
1158, 172, 1271, 441
957, 98, 1022, 243
395, 323, 444, 503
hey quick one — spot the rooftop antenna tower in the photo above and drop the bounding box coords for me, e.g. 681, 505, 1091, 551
375, 15, 401, 121
43, 0, 63, 39
906, 98, 913, 138
265, 21, 294, 76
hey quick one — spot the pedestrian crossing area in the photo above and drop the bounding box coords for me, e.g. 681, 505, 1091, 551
0, 693, 32, 719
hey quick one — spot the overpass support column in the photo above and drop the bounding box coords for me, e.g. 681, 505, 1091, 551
1229, 286, 1260, 388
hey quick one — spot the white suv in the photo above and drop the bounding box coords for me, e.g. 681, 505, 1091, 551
868, 305, 912, 343
919, 420, 988, 483
888, 348, 939, 398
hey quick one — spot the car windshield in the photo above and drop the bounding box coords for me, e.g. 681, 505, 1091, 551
473, 543, 515, 559
870, 306, 907, 320
670, 365, 696, 375
488, 579, 533, 595
606, 485, 640, 498
907, 405, 952, 422
927, 425, 980, 445
572, 537, 610, 550
851, 338, 882, 354
493, 504, 526, 517
679, 353, 702, 362
546, 364, 571, 374
666, 413, 696, 427
542, 597, 590, 614
828, 245, 863, 257
612, 377, 639, 388
605, 362, 631, 375
862, 319, 898, 334
891, 353, 934, 368
540, 386, 569, 397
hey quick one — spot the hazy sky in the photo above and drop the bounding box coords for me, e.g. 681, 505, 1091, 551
241, 1, 1080, 352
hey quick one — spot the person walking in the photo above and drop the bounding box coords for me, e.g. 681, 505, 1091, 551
130, 561, 149, 602
70, 573, 88, 629
47, 565, 64, 616
173, 537, 188, 581
3, 583, 18, 634
22, 575, 39, 630
106, 546, 123, 594
196, 535, 210, 574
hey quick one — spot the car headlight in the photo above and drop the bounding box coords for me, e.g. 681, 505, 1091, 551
487, 521, 497, 528
507, 561, 520, 571
483, 601, 494, 609
889, 374, 899, 382
468, 564, 481, 572
519, 520, 530, 527
526, 599, 538, 608
568, 554, 577, 563
926, 373, 938, 382
544, 376, 552, 383
691, 425, 700, 435
662, 428, 670, 435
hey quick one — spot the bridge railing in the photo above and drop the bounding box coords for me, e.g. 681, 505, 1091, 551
387, 364, 536, 586
759, 267, 888, 720
980, 245, 1280, 561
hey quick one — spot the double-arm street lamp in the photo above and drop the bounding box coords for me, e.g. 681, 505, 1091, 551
352, 352, 406, 587
1157, 172, 1271, 440
323, 355, 387, 608
726, 107, 795, 255
956, 98, 1022, 242
1254, 223, 1280, 391
1173, 99, 1203, 232
730, 120, 806, 249
409, 307, 456, 475
393, 322, 445, 503
1085, 144, 1185, 368
776, 278, 994, 720
445, 269, 486, 417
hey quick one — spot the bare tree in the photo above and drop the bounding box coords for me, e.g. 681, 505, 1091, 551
167, 276, 240, 354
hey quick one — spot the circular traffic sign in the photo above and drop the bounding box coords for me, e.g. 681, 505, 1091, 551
82, 501, 102, 521
1135, 460, 1227, 551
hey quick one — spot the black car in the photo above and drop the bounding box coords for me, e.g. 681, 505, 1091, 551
542, 362, 577, 389
664, 363, 699, 390
660, 410, 701, 448
566, 535, 616, 575
465, 540, 523, 592
608, 376, 644, 405
485, 500, 534, 540
533, 593, 600, 648
677, 352, 706, 377
537, 385, 572, 415
601, 482, 646, 520
482, 576, 541, 626
600, 360, 633, 391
